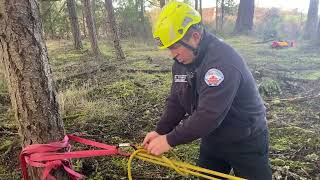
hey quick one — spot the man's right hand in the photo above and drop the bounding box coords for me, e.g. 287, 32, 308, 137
142, 131, 160, 149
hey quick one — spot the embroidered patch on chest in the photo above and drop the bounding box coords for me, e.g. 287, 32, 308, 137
204, 68, 224, 86
174, 75, 187, 82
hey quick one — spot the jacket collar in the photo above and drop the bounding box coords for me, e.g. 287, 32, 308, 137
182, 30, 213, 70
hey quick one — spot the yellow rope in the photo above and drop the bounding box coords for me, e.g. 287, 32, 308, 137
127, 148, 247, 180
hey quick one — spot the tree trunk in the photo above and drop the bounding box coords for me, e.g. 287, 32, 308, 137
317, 19, 320, 45
303, 0, 319, 39
220, 0, 224, 31
91, 0, 99, 37
139, 0, 144, 23
105, 0, 126, 60
215, 0, 219, 31
40, 1, 56, 39
159, 0, 165, 8
195, 0, 198, 10
83, 0, 101, 56
67, 0, 83, 50
0, 0, 67, 179
234, 0, 255, 34
139, 0, 148, 36
199, 0, 202, 17
82, 7, 87, 38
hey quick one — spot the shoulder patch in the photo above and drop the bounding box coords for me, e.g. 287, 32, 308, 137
204, 68, 224, 86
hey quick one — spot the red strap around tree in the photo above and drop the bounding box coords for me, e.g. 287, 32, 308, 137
19, 134, 130, 180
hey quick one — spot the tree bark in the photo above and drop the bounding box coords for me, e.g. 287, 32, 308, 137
215, 0, 219, 31
317, 19, 320, 45
234, 0, 255, 34
67, 0, 83, 50
91, 0, 99, 37
105, 0, 126, 60
82, 7, 87, 38
83, 0, 101, 56
220, 0, 225, 31
138, 0, 148, 36
195, 0, 198, 10
40, 1, 55, 39
304, 0, 319, 39
0, 0, 67, 179
199, 0, 202, 17
159, 0, 165, 8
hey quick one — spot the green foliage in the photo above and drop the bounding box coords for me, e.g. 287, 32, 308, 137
85, 73, 171, 126
130, 60, 153, 69
270, 125, 319, 153
0, 79, 7, 93
0, 140, 12, 152
40, 1, 70, 39
257, 8, 282, 41
305, 153, 319, 162
270, 159, 314, 172
292, 70, 320, 80
1, 28, 320, 178
115, 0, 152, 39
269, 125, 320, 173
258, 77, 282, 97
223, 0, 237, 16
255, 8, 305, 40
91, 0, 107, 36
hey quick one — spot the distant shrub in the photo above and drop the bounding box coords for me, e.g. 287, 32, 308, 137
256, 8, 282, 41
255, 8, 305, 41
258, 77, 282, 97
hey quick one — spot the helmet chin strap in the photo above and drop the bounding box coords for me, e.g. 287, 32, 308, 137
178, 40, 198, 56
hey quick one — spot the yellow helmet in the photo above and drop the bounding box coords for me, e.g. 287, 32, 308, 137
153, 1, 201, 49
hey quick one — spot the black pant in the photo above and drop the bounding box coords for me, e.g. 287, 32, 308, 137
197, 130, 272, 180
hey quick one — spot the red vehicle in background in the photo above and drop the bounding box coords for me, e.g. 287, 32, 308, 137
271, 40, 295, 48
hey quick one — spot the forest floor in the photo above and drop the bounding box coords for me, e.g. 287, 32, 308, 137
0, 35, 320, 180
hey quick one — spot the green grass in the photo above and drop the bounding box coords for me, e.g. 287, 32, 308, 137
1, 35, 320, 179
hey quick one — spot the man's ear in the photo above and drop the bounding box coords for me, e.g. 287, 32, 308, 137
191, 31, 201, 45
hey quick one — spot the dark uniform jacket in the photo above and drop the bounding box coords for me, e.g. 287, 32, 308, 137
155, 31, 267, 147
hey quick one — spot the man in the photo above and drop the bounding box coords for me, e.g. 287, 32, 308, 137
143, 2, 272, 179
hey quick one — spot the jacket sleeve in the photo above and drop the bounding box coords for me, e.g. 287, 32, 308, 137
166, 63, 242, 146
155, 67, 187, 135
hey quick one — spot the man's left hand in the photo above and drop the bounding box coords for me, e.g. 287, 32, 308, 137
146, 135, 172, 156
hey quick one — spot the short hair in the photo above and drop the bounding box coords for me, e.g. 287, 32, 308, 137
182, 23, 204, 41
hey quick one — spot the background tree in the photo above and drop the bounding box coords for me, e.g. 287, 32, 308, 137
303, 0, 319, 40
83, 0, 101, 56
201, 0, 203, 16
40, 1, 70, 39
116, 0, 152, 39
215, 0, 236, 32
81, 5, 87, 38
159, 0, 165, 8
195, 0, 198, 10
317, 19, 320, 45
234, 0, 255, 34
258, 8, 281, 41
138, 0, 148, 35
67, 0, 83, 49
219, 0, 225, 31
0, 0, 66, 179
105, 0, 126, 60
92, 0, 98, 35
40, 1, 56, 39
216, 0, 219, 31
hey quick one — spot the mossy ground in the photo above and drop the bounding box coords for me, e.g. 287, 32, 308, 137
0, 36, 319, 179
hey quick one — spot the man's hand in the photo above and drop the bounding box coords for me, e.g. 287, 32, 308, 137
146, 135, 172, 156
143, 131, 160, 149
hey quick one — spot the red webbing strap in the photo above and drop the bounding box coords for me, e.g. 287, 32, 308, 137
19, 135, 127, 180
